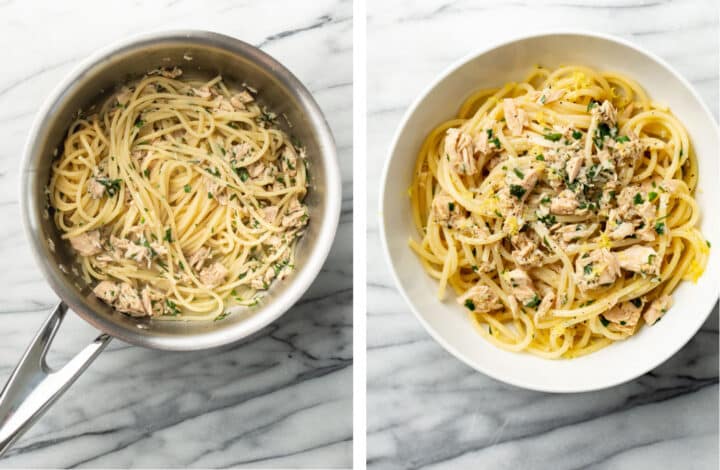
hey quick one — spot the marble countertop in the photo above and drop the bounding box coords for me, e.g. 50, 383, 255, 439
367, 1, 718, 469
0, 0, 352, 468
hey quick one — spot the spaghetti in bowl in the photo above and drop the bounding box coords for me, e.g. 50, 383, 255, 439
380, 32, 719, 391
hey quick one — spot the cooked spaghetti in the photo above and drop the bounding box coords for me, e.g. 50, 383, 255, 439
49, 68, 309, 320
409, 65, 709, 358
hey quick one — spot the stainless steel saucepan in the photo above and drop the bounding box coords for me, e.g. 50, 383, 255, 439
0, 30, 341, 455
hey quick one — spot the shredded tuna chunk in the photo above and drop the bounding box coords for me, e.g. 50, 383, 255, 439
536, 291, 555, 318
115, 282, 145, 316
616, 245, 660, 275
603, 301, 642, 330
212, 97, 235, 112
281, 145, 299, 176
505, 268, 536, 305
199, 262, 228, 288
192, 86, 212, 98
69, 230, 103, 256
503, 99, 527, 136
141, 286, 165, 317
592, 100, 617, 125
125, 242, 152, 267
282, 198, 307, 228
457, 284, 503, 313
230, 91, 254, 108
510, 232, 542, 266
432, 191, 463, 228
93, 280, 119, 304
445, 128, 477, 175
550, 189, 579, 215
116, 86, 132, 106
643, 295, 672, 325
87, 178, 106, 199
575, 248, 620, 291
472, 126, 499, 156
232, 142, 252, 162
262, 205, 279, 223
188, 247, 211, 270
565, 157, 583, 183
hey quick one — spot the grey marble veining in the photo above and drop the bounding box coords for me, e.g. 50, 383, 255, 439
367, 1, 718, 469
0, 0, 352, 468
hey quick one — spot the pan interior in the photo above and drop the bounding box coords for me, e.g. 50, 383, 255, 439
22, 33, 334, 350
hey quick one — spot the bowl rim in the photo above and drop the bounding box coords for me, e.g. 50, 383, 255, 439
20, 29, 342, 351
379, 29, 719, 392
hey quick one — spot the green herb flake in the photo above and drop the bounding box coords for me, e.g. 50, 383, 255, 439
509, 185, 526, 199
535, 154, 545, 161
600, 315, 610, 327
633, 193, 644, 205
237, 167, 250, 182
572, 130, 582, 139
184, 184, 191, 193
648, 191, 658, 202
214, 311, 231, 321
544, 132, 562, 141
163, 228, 172, 243
464, 299, 476, 311
96, 178, 122, 197
525, 295, 541, 309
655, 221, 665, 235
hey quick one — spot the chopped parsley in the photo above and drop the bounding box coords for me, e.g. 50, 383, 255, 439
134, 118, 145, 128
583, 263, 594, 275
236, 167, 250, 182
648, 191, 658, 202
464, 299, 476, 311
524, 295, 541, 309
630, 298, 643, 308
633, 193, 644, 205
184, 184, 191, 193
164, 299, 181, 316
509, 184, 526, 199
615, 135, 630, 143
572, 130, 582, 139
490, 137, 502, 148
96, 178, 122, 197
540, 196, 551, 204
538, 213, 556, 226
587, 100, 597, 111
655, 221, 665, 235
535, 154, 545, 161
600, 315, 610, 327
544, 132, 562, 141
163, 228, 172, 243
513, 168, 525, 179
214, 311, 231, 321
448, 202, 455, 212
593, 123, 613, 149
540, 95, 547, 104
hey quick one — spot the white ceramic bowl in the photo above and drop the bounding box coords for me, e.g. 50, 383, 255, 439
380, 31, 719, 393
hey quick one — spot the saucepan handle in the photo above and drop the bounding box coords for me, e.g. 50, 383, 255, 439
0, 301, 111, 456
